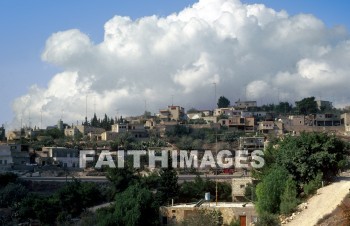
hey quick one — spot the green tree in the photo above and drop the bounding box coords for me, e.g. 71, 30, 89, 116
295, 96, 318, 115
156, 161, 180, 205
55, 180, 102, 217
275, 102, 293, 114
275, 132, 346, 184
113, 184, 159, 226
280, 177, 299, 214
256, 166, 289, 214
0, 183, 28, 208
217, 96, 230, 108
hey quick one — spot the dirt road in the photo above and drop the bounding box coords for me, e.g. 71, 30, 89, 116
286, 177, 350, 226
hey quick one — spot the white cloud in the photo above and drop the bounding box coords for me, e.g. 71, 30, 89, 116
11, 0, 350, 128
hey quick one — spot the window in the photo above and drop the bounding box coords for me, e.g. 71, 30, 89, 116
172, 210, 176, 213
10, 146, 17, 150
4, 160, 7, 165
240, 184, 245, 188
0, 160, 2, 164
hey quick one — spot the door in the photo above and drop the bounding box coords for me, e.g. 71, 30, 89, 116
240, 215, 246, 226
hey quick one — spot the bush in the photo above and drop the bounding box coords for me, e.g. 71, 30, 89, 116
255, 213, 280, 226
280, 177, 299, 214
0, 172, 18, 187
0, 183, 28, 207
304, 173, 323, 196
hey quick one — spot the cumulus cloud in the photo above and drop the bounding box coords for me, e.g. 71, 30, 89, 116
11, 0, 350, 128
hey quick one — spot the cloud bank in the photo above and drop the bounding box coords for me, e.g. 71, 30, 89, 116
12, 0, 350, 128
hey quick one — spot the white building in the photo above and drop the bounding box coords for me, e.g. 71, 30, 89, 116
0, 144, 14, 166
41, 147, 79, 168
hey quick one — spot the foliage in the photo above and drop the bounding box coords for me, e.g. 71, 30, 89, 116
280, 177, 299, 214
228, 218, 241, 226
155, 164, 180, 205
166, 125, 190, 137
244, 183, 256, 202
55, 179, 103, 218
89, 113, 115, 130
295, 96, 318, 115
187, 108, 200, 113
113, 183, 159, 226
303, 172, 323, 196
274, 102, 293, 114
110, 132, 135, 150
188, 118, 207, 124
44, 128, 64, 139
256, 166, 289, 214
255, 212, 280, 226
0, 172, 18, 188
275, 132, 345, 184
217, 96, 230, 108
107, 166, 140, 194
180, 209, 223, 226
0, 183, 28, 207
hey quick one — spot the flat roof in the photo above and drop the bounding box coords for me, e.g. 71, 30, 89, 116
167, 202, 254, 208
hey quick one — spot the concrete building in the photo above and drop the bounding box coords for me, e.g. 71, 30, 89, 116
0, 144, 31, 166
111, 123, 148, 139
287, 115, 305, 126
160, 202, 257, 226
75, 125, 106, 135
40, 147, 79, 168
159, 106, 185, 121
202, 116, 218, 124
258, 121, 275, 134
7, 130, 22, 141
0, 144, 13, 166
232, 177, 253, 202
64, 127, 81, 137
214, 107, 239, 117
341, 113, 350, 133
313, 113, 341, 126
101, 131, 119, 141
0, 125, 5, 141
316, 100, 333, 111
201, 110, 213, 117
238, 137, 265, 152
235, 100, 257, 110
219, 116, 255, 132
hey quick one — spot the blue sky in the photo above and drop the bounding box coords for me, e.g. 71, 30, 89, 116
1, 0, 350, 127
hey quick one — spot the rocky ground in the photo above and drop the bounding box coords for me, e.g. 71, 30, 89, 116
282, 175, 350, 226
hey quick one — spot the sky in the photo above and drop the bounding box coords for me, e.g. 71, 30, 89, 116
1, 0, 350, 130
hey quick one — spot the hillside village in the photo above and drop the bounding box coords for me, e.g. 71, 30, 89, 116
1, 97, 350, 169
1, 96, 350, 225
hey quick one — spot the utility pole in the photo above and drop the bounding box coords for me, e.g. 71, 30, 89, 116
215, 129, 218, 206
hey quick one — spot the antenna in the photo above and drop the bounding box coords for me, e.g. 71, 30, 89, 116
61, 109, 64, 120
93, 95, 96, 114
85, 94, 88, 120
171, 95, 174, 106
40, 108, 43, 129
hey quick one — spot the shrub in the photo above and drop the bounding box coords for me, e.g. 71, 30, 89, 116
304, 173, 322, 196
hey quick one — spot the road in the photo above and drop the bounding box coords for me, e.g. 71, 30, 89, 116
19, 173, 244, 183
286, 176, 350, 226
